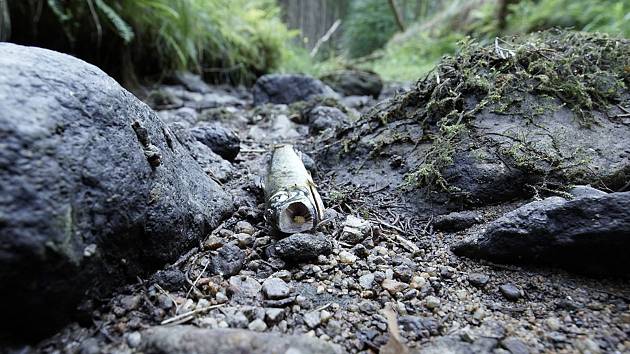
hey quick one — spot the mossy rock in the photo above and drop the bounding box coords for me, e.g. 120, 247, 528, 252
322, 30, 630, 210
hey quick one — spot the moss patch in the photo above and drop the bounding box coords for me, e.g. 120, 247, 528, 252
349, 30, 630, 192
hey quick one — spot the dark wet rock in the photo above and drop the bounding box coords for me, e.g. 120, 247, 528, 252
419, 335, 498, 354
271, 233, 333, 262
501, 337, 530, 354
300, 151, 317, 175
467, 273, 490, 288
141, 326, 345, 354
212, 244, 245, 277
378, 82, 411, 100
261, 278, 290, 299
0, 43, 232, 337
569, 185, 608, 199
453, 191, 630, 275
252, 74, 338, 105
434, 211, 483, 232
308, 106, 349, 134
168, 123, 234, 182
321, 69, 383, 98
189, 122, 240, 161
399, 316, 440, 338
152, 268, 187, 291
499, 283, 523, 301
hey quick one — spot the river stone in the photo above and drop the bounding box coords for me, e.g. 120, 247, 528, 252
252, 74, 338, 105
166, 71, 211, 93
308, 106, 349, 134
189, 122, 240, 162
212, 244, 245, 277
168, 122, 234, 182
271, 233, 333, 262
453, 190, 630, 275
499, 283, 523, 301
261, 277, 290, 300
141, 326, 345, 354
434, 211, 483, 232
0, 43, 233, 337
321, 69, 383, 98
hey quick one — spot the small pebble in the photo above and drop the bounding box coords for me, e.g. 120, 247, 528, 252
339, 251, 357, 264
424, 295, 440, 310
499, 283, 523, 301
382, 279, 408, 294
235, 220, 255, 235
204, 236, 224, 250
248, 318, 268, 331
126, 332, 142, 348
304, 311, 321, 328
262, 277, 290, 299
468, 272, 490, 288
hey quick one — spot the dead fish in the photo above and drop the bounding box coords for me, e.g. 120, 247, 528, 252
264, 144, 324, 234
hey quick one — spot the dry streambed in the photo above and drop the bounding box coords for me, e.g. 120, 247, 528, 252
1, 31, 630, 354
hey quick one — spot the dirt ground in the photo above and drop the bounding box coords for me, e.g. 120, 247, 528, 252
22, 77, 630, 354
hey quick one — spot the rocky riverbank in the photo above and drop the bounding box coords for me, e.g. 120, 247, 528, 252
1, 30, 629, 353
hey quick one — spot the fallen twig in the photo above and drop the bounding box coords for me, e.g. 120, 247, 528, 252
161, 304, 225, 325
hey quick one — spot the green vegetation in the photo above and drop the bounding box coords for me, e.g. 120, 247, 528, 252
342, 0, 400, 58
365, 0, 630, 81
8, 0, 296, 84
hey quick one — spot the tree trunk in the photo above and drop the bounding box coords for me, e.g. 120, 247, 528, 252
388, 0, 406, 31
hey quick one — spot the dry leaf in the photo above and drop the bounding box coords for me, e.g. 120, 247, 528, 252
380, 303, 410, 354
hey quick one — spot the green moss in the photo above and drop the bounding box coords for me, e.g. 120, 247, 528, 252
9, 0, 296, 84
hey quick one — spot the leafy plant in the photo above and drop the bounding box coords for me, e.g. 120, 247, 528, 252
7, 0, 296, 84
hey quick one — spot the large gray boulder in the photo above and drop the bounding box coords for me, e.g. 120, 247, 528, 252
452, 189, 630, 275
141, 326, 346, 354
252, 74, 338, 106
321, 69, 383, 98
0, 43, 233, 336
321, 31, 630, 213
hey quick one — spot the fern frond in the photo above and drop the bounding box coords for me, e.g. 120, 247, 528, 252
47, 0, 71, 22
94, 0, 134, 43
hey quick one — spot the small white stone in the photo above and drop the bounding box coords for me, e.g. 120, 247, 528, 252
320, 310, 332, 323
126, 332, 141, 348
546, 317, 561, 331
83, 244, 97, 257
218, 320, 229, 328
382, 279, 408, 294
196, 298, 210, 309
303, 311, 321, 328
410, 275, 427, 289
424, 296, 440, 310
248, 318, 268, 331
215, 292, 228, 303
338, 251, 357, 264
